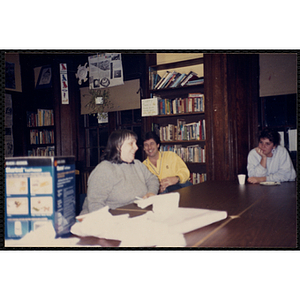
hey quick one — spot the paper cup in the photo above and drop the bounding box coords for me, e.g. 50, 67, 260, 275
238, 174, 246, 185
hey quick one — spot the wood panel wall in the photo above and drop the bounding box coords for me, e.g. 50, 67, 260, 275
204, 54, 259, 181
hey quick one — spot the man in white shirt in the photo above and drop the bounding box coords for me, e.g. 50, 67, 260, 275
247, 128, 296, 183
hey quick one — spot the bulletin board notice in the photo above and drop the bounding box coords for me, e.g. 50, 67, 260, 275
141, 97, 159, 116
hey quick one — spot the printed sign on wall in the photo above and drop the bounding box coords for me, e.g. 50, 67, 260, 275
60, 63, 69, 104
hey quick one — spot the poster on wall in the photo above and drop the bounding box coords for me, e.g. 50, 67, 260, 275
60, 63, 69, 104
88, 53, 124, 89
5, 93, 14, 157
36, 66, 52, 89
5, 62, 16, 89
5, 53, 22, 92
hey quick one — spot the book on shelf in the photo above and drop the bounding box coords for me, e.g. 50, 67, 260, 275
154, 71, 170, 89
165, 99, 172, 115
158, 124, 175, 142
176, 119, 186, 141
149, 70, 161, 90
184, 122, 198, 140
28, 145, 55, 156
153, 74, 161, 89
151, 68, 202, 90
191, 172, 207, 184
188, 93, 205, 113
158, 119, 205, 142
194, 119, 206, 141
30, 129, 55, 145
185, 77, 204, 86
158, 98, 172, 115
27, 109, 54, 127
164, 72, 180, 89
157, 96, 204, 115
158, 71, 176, 89
189, 144, 206, 163
180, 71, 199, 87
159, 144, 206, 163
170, 73, 186, 88
151, 123, 160, 136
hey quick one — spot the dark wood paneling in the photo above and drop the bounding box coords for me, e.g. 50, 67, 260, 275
9, 91, 27, 156
227, 54, 259, 176
204, 54, 230, 180
204, 54, 259, 181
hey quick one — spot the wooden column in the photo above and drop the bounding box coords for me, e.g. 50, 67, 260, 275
53, 59, 78, 157
204, 53, 259, 181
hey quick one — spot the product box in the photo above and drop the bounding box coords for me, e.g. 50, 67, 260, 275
5, 156, 76, 240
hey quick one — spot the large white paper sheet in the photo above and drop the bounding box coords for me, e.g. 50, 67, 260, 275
147, 208, 227, 234
71, 193, 227, 247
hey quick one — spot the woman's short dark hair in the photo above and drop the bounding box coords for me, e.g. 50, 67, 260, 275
259, 128, 280, 146
144, 131, 161, 145
101, 129, 138, 163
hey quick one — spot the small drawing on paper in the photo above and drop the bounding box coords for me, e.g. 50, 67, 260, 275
30, 196, 53, 216
30, 176, 53, 195
6, 178, 28, 195
6, 197, 29, 215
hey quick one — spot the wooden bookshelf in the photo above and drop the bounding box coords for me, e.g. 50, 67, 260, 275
145, 57, 207, 184
26, 109, 55, 156
144, 53, 260, 182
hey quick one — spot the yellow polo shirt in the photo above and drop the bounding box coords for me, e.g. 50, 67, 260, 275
143, 151, 190, 183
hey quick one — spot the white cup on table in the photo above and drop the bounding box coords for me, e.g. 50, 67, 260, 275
238, 174, 246, 185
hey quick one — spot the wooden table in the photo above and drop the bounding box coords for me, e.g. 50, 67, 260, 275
75, 181, 297, 248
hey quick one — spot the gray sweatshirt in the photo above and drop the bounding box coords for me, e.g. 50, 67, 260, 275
80, 159, 159, 214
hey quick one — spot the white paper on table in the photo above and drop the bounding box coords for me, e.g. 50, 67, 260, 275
5, 237, 82, 247
72, 206, 131, 241
5, 221, 81, 247
134, 192, 180, 213
70, 194, 228, 247
146, 208, 227, 234
72, 205, 185, 247
117, 213, 186, 247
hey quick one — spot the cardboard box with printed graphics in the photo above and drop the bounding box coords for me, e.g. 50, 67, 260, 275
5, 156, 76, 240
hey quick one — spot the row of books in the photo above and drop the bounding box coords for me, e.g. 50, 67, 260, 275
160, 145, 206, 163
27, 109, 54, 127
191, 173, 207, 185
30, 129, 55, 145
158, 93, 205, 115
149, 70, 204, 90
159, 119, 206, 142
28, 146, 55, 156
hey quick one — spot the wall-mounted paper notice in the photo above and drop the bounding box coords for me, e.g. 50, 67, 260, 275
141, 97, 159, 116
288, 129, 297, 151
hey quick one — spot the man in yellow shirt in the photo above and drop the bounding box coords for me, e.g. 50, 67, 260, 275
143, 131, 192, 193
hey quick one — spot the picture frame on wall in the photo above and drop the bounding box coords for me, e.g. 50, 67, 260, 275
5, 53, 22, 92
5, 61, 16, 90
36, 65, 52, 89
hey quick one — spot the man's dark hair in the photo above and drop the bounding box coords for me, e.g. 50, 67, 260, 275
143, 131, 161, 145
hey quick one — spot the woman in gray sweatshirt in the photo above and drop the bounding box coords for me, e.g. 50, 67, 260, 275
80, 129, 159, 214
